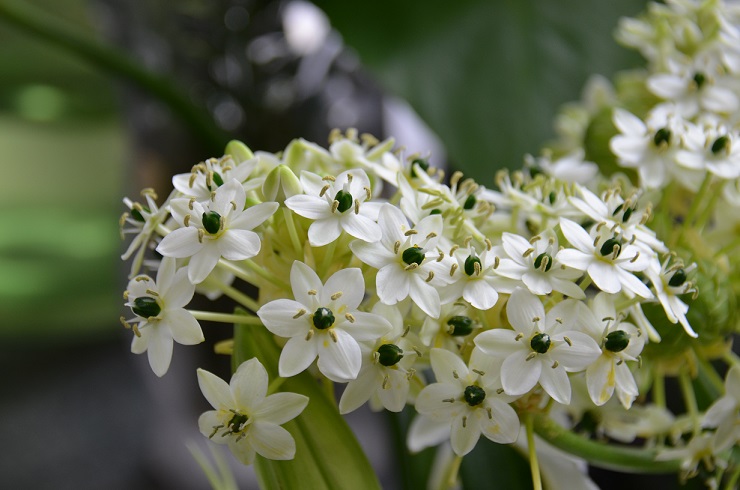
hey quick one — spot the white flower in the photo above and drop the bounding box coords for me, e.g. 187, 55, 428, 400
494, 230, 585, 299
197, 358, 308, 465
677, 120, 740, 180
173, 154, 260, 202
556, 217, 653, 298
655, 433, 715, 480
474, 288, 601, 404
578, 293, 645, 408
123, 256, 203, 376
120, 189, 172, 277
257, 261, 391, 382
157, 179, 278, 284
350, 204, 454, 318
646, 258, 698, 337
702, 365, 740, 452
439, 243, 505, 310
525, 149, 599, 185
419, 302, 479, 350
285, 168, 382, 246
339, 303, 421, 413
415, 348, 520, 456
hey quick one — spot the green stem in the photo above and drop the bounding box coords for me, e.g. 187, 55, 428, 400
267, 376, 287, 395
653, 366, 666, 409
678, 369, 700, 436
676, 173, 712, 245
694, 183, 721, 231
525, 412, 543, 490
696, 355, 724, 397
715, 234, 740, 257
242, 259, 291, 291
189, 310, 262, 325
282, 207, 305, 259
0, 0, 226, 152
532, 414, 682, 473
199, 275, 261, 312
321, 239, 338, 277
725, 465, 740, 490
437, 455, 462, 490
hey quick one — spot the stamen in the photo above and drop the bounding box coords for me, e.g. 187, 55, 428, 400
293, 309, 307, 319
450, 245, 459, 255
305, 329, 314, 341
529, 235, 541, 244
523, 248, 535, 257
145, 289, 159, 296
450, 263, 458, 276
354, 200, 360, 215
404, 263, 419, 271
308, 289, 317, 295
630, 252, 640, 263
426, 232, 437, 240
437, 252, 445, 262
394, 241, 401, 254
329, 330, 339, 343
197, 229, 204, 243
563, 336, 572, 346
331, 292, 343, 300
382, 375, 390, 389
514, 333, 524, 341
496, 388, 505, 394
425, 271, 435, 282
412, 347, 422, 357
487, 407, 493, 419
404, 230, 418, 236
189, 173, 197, 188
319, 184, 331, 197
462, 416, 468, 428
442, 398, 455, 403
230, 200, 237, 210
331, 200, 340, 213
188, 198, 196, 210
485, 238, 492, 251
184, 214, 191, 227
452, 370, 459, 379
364, 187, 371, 200
406, 368, 417, 380
345, 313, 355, 323
525, 352, 537, 361
472, 369, 485, 376
494, 256, 500, 269
551, 361, 559, 369
322, 175, 336, 182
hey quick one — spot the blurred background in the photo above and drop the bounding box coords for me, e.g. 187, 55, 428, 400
0, 0, 673, 488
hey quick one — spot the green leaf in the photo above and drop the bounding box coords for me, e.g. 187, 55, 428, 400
233, 316, 381, 490
318, 0, 647, 179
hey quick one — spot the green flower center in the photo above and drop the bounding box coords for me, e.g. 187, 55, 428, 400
464, 385, 486, 406
711, 135, 730, 155
653, 127, 672, 147
132, 296, 161, 318
212, 171, 224, 187
402, 246, 425, 266
693, 72, 706, 89
227, 412, 249, 433
377, 343, 404, 366
530, 333, 551, 354
429, 208, 442, 215
334, 190, 353, 213
668, 268, 687, 287
604, 330, 630, 353
312, 307, 335, 330
600, 237, 622, 257
202, 211, 222, 234
447, 316, 474, 336
463, 194, 477, 210
533, 252, 552, 272
131, 206, 150, 222
612, 203, 634, 223
464, 255, 481, 276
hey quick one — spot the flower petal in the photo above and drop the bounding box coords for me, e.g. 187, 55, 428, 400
322, 268, 364, 309
164, 308, 204, 345
231, 358, 269, 410
147, 328, 174, 377
258, 299, 311, 337
341, 213, 381, 243
339, 369, 381, 414
253, 392, 309, 424
506, 288, 544, 335
290, 261, 323, 308
538, 364, 571, 404
317, 329, 362, 381
450, 412, 481, 456
188, 245, 222, 284
230, 201, 278, 230
430, 348, 469, 385
198, 368, 234, 410
481, 399, 520, 444
308, 218, 343, 247
587, 355, 615, 406
218, 229, 261, 260
501, 350, 541, 396
279, 335, 318, 378
157, 227, 204, 258
249, 422, 297, 460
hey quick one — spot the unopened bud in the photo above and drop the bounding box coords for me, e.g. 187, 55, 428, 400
262, 165, 303, 204
224, 140, 254, 163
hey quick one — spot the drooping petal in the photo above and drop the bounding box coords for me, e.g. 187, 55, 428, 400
450, 411, 481, 456
197, 368, 234, 410
279, 335, 318, 378
231, 358, 269, 410
253, 392, 309, 425
339, 369, 381, 414
188, 245, 222, 284
250, 422, 297, 460
501, 350, 541, 396
258, 299, 311, 337
587, 355, 615, 406
147, 328, 174, 377
538, 364, 571, 405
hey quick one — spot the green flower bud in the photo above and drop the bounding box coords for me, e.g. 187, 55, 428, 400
312, 307, 335, 330
202, 211, 222, 234
334, 190, 353, 213
262, 164, 302, 204
464, 385, 486, 406
224, 140, 254, 163
132, 296, 161, 318
447, 316, 474, 336
377, 344, 404, 366
402, 246, 425, 266
530, 333, 551, 354
604, 330, 630, 352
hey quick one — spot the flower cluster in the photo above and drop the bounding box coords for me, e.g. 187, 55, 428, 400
119, 2, 740, 488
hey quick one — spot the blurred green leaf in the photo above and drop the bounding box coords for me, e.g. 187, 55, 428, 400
319, 0, 646, 179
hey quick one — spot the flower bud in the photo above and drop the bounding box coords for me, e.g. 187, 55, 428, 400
262, 165, 303, 204
224, 140, 254, 163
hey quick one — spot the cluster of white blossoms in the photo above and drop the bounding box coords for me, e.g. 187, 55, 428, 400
119, 1, 740, 488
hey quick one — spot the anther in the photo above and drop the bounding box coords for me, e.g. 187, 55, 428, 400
394, 241, 401, 254
354, 200, 360, 215
472, 369, 485, 376
523, 248, 535, 257
442, 398, 455, 403
452, 370, 459, 379
630, 252, 640, 263
345, 313, 355, 323
485, 238, 492, 251
322, 175, 336, 182
450, 263, 458, 276
496, 388, 505, 394
230, 201, 237, 210
144, 289, 159, 297
329, 330, 339, 343
404, 230, 418, 236
364, 187, 371, 200
184, 214, 191, 227
197, 229, 204, 243
404, 263, 419, 271
305, 329, 314, 341
462, 416, 468, 428
564, 336, 572, 346
514, 333, 524, 341
529, 235, 541, 244
293, 309, 306, 319
331, 200, 340, 213
382, 375, 390, 389
189, 173, 197, 188
425, 271, 435, 282
526, 352, 537, 361
487, 407, 493, 419
426, 232, 437, 240
437, 253, 445, 262
551, 361, 559, 369
494, 256, 500, 269
188, 198, 196, 210
308, 289, 317, 295
331, 292, 343, 300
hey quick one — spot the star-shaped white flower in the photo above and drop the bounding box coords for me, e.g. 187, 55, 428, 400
257, 261, 391, 382
157, 178, 278, 284
474, 288, 601, 404
494, 230, 585, 299
556, 217, 653, 298
339, 303, 421, 413
439, 243, 506, 310
646, 258, 698, 338
350, 204, 454, 318
197, 358, 308, 465
120, 189, 172, 277
702, 365, 740, 453
415, 348, 520, 456
173, 154, 260, 203
285, 168, 382, 246
123, 256, 204, 376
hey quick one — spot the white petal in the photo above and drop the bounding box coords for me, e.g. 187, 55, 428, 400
317, 329, 362, 382
463, 278, 499, 310
308, 218, 343, 247
501, 350, 541, 396
522, 271, 553, 295
612, 108, 646, 135
188, 245, 222, 284
253, 392, 309, 424
615, 362, 639, 409
587, 261, 621, 294
279, 335, 318, 378
198, 411, 224, 441
341, 213, 381, 242
409, 275, 441, 318
617, 268, 653, 298
559, 218, 594, 253
156, 227, 204, 258
474, 329, 520, 359
164, 308, 204, 345
342, 311, 391, 341
431, 348, 469, 385
339, 369, 380, 414
501, 233, 532, 264
549, 276, 586, 299
378, 370, 410, 412
147, 328, 174, 377
250, 422, 297, 460
231, 358, 268, 410
290, 261, 323, 307
556, 249, 593, 271
258, 299, 311, 337
376, 265, 410, 304
212, 179, 245, 215
378, 204, 408, 249
198, 368, 234, 410
218, 229, 261, 260
538, 364, 571, 404
586, 356, 615, 406
156, 256, 177, 294
230, 201, 278, 230
506, 288, 544, 335
415, 383, 462, 418
350, 240, 395, 269
285, 194, 332, 220
481, 399, 520, 444
407, 415, 450, 453
322, 268, 364, 309
450, 412, 481, 456
550, 331, 601, 370
227, 439, 256, 465
161, 267, 195, 308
